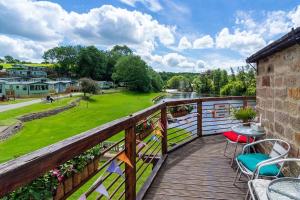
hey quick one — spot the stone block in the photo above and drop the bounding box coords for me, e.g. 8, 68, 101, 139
262, 76, 270, 87
290, 116, 300, 131
274, 99, 283, 110
287, 101, 298, 116
295, 132, 300, 146
275, 76, 283, 87
284, 75, 297, 87
275, 122, 284, 135
275, 111, 289, 124
274, 88, 287, 99
266, 111, 274, 123
284, 126, 294, 141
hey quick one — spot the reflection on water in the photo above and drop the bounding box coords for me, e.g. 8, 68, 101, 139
157, 92, 255, 136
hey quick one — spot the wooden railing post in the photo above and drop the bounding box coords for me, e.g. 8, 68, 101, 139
125, 126, 136, 200
197, 101, 203, 137
243, 98, 248, 108
161, 104, 168, 155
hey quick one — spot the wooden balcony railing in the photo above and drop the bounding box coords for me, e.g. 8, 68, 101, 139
0, 96, 256, 200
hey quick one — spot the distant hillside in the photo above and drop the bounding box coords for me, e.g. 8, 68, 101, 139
0, 63, 54, 69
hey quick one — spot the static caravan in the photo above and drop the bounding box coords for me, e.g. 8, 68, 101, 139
5, 81, 49, 97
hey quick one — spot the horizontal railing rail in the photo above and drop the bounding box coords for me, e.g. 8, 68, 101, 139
0, 96, 255, 199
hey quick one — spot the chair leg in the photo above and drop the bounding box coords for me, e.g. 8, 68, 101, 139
231, 143, 238, 166
238, 171, 242, 181
224, 140, 229, 157
245, 189, 250, 200
233, 167, 241, 185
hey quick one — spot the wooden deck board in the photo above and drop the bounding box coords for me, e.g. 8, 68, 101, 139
143, 135, 247, 200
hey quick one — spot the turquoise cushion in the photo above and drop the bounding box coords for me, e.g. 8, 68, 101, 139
237, 153, 281, 176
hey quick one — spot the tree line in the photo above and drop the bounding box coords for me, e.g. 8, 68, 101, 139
164, 66, 256, 96
43, 45, 163, 93
1, 45, 256, 96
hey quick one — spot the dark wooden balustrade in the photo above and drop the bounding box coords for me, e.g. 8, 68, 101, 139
0, 96, 255, 199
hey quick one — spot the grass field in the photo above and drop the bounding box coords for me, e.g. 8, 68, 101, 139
0, 63, 54, 68
0, 92, 159, 163
0, 97, 77, 126
0, 98, 37, 105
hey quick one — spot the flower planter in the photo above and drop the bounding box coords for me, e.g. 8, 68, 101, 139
81, 166, 89, 181
63, 177, 73, 194
94, 157, 100, 170
54, 182, 64, 200
87, 161, 95, 175
136, 128, 154, 140
72, 172, 81, 187
171, 110, 189, 118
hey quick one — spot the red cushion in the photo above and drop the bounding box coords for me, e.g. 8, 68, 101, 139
223, 131, 254, 143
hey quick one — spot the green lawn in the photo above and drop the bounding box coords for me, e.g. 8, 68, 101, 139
0, 98, 37, 105
0, 92, 159, 163
0, 97, 77, 126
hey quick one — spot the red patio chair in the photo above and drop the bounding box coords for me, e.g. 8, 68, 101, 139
223, 131, 254, 165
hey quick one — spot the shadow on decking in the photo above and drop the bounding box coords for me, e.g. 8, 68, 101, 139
144, 135, 247, 200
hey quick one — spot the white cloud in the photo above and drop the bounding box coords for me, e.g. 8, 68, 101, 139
178, 36, 192, 49
216, 28, 266, 55
203, 53, 246, 70
144, 52, 205, 72
289, 5, 300, 27
193, 35, 214, 49
119, 0, 162, 12
0, 0, 67, 42
0, 35, 57, 61
0, 1, 175, 60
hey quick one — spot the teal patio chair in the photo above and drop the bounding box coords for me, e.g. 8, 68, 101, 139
233, 139, 290, 185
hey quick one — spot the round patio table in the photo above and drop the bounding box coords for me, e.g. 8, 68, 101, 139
231, 124, 265, 152
267, 177, 300, 200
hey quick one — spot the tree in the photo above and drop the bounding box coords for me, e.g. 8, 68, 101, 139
0, 65, 3, 70
148, 69, 163, 92
167, 75, 191, 92
111, 45, 133, 56
43, 48, 57, 63
220, 81, 246, 96
79, 78, 99, 97
4, 55, 15, 63
112, 55, 151, 92
43, 46, 81, 76
76, 46, 107, 80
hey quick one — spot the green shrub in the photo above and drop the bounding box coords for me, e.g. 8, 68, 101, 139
233, 107, 256, 123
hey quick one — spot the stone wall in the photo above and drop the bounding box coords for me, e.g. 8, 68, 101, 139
18, 98, 81, 122
0, 121, 23, 141
256, 44, 300, 156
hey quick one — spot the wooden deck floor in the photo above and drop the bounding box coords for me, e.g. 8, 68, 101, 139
144, 135, 248, 200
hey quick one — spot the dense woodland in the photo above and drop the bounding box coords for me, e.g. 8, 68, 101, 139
1, 45, 256, 95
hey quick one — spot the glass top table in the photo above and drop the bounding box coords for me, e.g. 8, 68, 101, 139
267, 178, 300, 200
231, 124, 265, 138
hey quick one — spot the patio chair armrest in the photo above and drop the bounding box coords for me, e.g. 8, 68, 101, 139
253, 155, 288, 178
241, 139, 282, 154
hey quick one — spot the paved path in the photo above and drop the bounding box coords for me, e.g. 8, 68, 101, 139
0, 93, 82, 113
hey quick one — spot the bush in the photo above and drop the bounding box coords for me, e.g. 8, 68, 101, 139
79, 78, 99, 97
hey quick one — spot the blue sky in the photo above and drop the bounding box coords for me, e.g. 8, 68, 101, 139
0, 0, 300, 72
